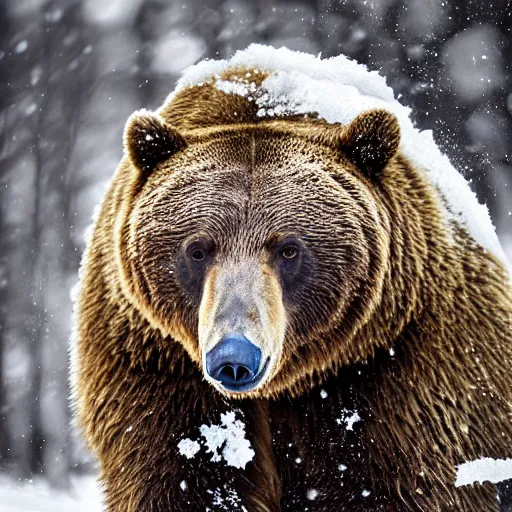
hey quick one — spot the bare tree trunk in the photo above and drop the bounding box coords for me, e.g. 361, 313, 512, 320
34, 1, 92, 487
0, 0, 12, 472
27, 99, 47, 477
0, 167, 10, 470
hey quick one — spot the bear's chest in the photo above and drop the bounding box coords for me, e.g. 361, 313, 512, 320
269, 378, 391, 511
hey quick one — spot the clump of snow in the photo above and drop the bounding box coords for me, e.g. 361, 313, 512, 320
338, 464, 347, 472
320, 389, 328, 399
178, 411, 255, 469
306, 489, 319, 501
362, 489, 371, 497
177, 438, 201, 459
170, 44, 508, 267
455, 457, 512, 487
201, 412, 255, 469
180, 480, 188, 491
14, 40, 28, 54
207, 486, 247, 511
336, 409, 362, 431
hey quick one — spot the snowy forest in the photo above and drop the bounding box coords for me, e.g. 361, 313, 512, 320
0, 0, 511, 508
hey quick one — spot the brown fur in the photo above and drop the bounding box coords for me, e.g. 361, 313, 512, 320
73, 67, 512, 511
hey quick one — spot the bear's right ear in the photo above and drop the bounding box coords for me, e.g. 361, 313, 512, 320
123, 109, 187, 175
338, 109, 400, 175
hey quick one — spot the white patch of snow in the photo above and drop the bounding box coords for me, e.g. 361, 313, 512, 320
345, 412, 361, 431
177, 438, 201, 459
200, 412, 255, 469
178, 412, 255, 469
212, 489, 223, 507
337, 409, 362, 431
169, 44, 508, 267
362, 489, 371, 497
306, 489, 319, 501
320, 389, 328, 399
15, 40, 28, 54
338, 464, 347, 471
455, 457, 512, 487
24, 103, 37, 116
0, 475, 103, 512
209, 486, 246, 511
180, 480, 187, 491
216, 79, 258, 98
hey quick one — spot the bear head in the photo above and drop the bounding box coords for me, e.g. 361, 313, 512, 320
115, 96, 401, 399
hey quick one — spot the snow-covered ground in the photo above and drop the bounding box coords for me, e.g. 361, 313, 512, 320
1, 457, 511, 510
0, 475, 103, 512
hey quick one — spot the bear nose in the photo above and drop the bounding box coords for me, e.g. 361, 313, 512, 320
205, 335, 261, 389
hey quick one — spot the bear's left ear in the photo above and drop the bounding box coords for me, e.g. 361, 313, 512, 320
123, 109, 187, 175
338, 109, 400, 175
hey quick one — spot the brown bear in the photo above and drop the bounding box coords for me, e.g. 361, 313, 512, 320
72, 46, 512, 511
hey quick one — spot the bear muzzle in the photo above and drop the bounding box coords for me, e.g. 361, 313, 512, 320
198, 260, 286, 395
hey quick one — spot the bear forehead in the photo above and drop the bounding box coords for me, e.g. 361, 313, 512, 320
138, 130, 365, 239
145, 128, 358, 206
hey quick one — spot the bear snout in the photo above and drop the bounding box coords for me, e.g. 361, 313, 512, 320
198, 260, 286, 395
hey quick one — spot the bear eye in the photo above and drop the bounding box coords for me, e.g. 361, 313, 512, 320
185, 236, 215, 265
191, 249, 205, 261
280, 245, 299, 260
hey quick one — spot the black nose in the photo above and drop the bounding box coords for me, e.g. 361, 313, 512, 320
206, 335, 261, 390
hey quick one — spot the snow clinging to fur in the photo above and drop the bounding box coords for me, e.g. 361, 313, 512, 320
455, 458, 512, 487
178, 412, 255, 469
172, 44, 508, 267
177, 438, 201, 459
336, 409, 362, 431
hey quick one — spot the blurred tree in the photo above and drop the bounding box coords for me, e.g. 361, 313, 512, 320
0, 0, 94, 483
0, 0, 12, 470
30, 0, 94, 486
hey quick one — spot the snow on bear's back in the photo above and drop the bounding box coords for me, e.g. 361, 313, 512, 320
170, 44, 509, 268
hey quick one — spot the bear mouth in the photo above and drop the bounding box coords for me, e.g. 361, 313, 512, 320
214, 356, 271, 393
